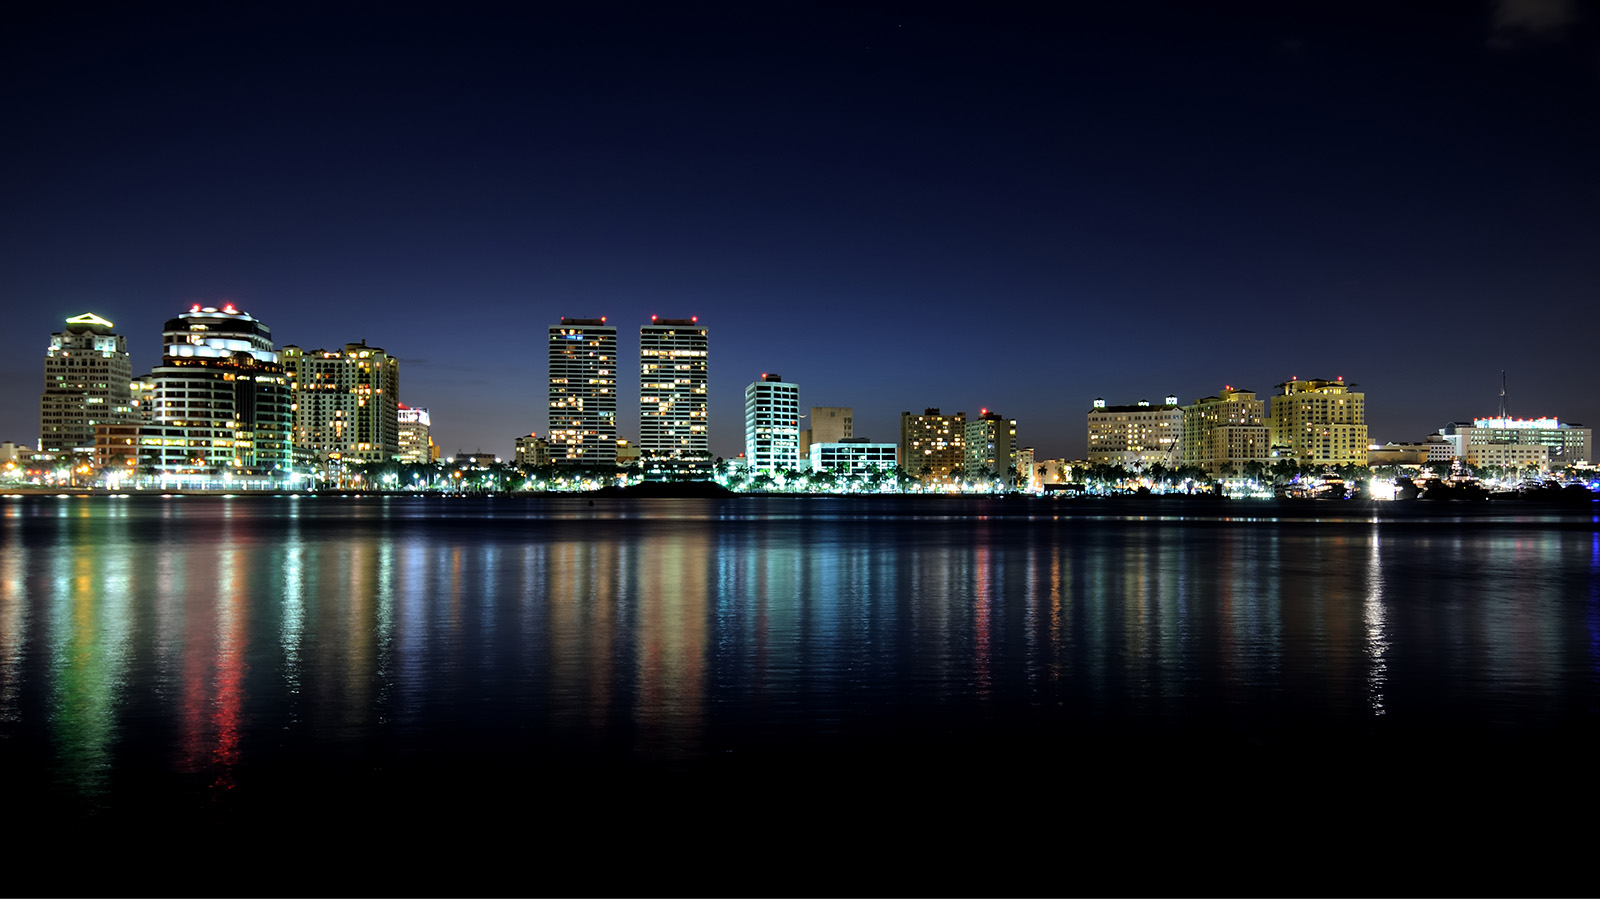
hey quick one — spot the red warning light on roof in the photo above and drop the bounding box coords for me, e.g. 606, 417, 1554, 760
191, 304, 202, 312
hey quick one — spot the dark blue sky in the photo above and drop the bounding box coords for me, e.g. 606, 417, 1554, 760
4, 1, 1596, 460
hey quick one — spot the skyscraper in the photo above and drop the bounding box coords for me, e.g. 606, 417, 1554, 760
143, 303, 292, 477
639, 316, 709, 475
963, 410, 1017, 482
549, 317, 618, 466
744, 373, 800, 474
282, 340, 400, 464
40, 313, 133, 454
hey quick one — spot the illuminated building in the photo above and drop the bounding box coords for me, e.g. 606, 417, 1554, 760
281, 341, 400, 464
899, 408, 965, 480
800, 406, 853, 457
549, 317, 617, 466
397, 404, 433, 463
744, 373, 800, 473
1182, 387, 1269, 476
40, 313, 133, 454
141, 304, 292, 477
1086, 395, 1183, 467
1269, 376, 1368, 467
639, 317, 709, 476
963, 410, 1017, 482
514, 432, 549, 469
1015, 446, 1035, 491
810, 438, 897, 478
1439, 418, 1591, 468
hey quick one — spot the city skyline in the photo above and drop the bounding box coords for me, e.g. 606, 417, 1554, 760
4, 3, 1597, 460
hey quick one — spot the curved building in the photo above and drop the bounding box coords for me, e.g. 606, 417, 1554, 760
142, 304, 293, 478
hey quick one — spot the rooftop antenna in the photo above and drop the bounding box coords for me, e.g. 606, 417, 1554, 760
1499, 370, 1508, 421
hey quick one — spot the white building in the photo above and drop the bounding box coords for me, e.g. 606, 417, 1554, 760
397, 404, 433, 463
1440, 418, 1591, 468
745, 373, 800, 474
639, 317, 709, 475
549, 317, 618, 466
809, 439, 896, 479
1086, 396, 1183, 467
142, 304, 293, 478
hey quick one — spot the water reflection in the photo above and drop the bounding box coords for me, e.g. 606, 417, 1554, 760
1, 495, 1597, 817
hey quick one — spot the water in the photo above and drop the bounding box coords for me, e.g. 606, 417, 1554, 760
3, 494, 1597, 893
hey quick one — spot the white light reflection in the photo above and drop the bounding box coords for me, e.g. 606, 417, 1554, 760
1364, 524, 1388, 716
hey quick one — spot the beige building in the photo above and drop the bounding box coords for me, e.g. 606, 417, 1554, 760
1462, 441, 1549, 471
514, 432, 549, 469
282, 341, 401, 463
900, 408, 966, 480
1183, 387, 1269, 476
1440, 418, 1591, 468
800, 406, 853, 457
1086, 395, 1183, 467
1269, 377, 1368, 467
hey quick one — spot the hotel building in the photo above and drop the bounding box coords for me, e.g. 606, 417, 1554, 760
1182, 387, 1269, 476
281, 341, 400, 463
1086, 395, 1183, 467
141, 304, 293, 477
639, 317, 709, 475
549, 318, 618, 466
744, 373, 800, 473
1269, 377, 1368, 467
899, 408, 965, 480
40, 313, 133, 454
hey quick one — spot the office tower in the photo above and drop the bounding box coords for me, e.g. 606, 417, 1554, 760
900, 408, 966, 481
397, 404, 433, 463
639, 316, 709, 474
549, 318, 618, 466
281, 341, 400, 463
1269, 376, 1368, 467
40, 313, 133, 454
809, 438, 897, 479
1182, 386, 1269, 476
1086, 395, 1183, 468
963, 410, 1017, 482
144, 303, 292, 476
744, 373, 800, 473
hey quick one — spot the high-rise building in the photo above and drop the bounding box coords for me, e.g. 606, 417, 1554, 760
1269, 376, 1368, 467
744, 373, 800, 473
639, 316, 709, 475
282, 341, 400, 463
141, 303, 292, 477
900, 408, 965, 480
1086, 395, 1183, 468
549, 318, 618, 466
963, 410, 1017, 482
1182, 386, 1269, 476
397, 404, 433, 463
40, 313, 133, 454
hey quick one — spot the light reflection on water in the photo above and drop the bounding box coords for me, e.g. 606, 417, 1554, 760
1, 495, 1597, 815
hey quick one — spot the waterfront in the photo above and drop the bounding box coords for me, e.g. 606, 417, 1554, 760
3, 494, 1597, 893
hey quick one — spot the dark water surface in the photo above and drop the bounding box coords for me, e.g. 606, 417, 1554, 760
4, 494, 1597, 893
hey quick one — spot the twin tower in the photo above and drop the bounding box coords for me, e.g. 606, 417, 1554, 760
549, 316, 708, 473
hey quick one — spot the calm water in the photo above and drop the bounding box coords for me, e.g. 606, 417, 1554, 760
4, 493, 1598, 892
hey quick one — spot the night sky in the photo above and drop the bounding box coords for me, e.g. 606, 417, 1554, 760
4, 1, 1596, 461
